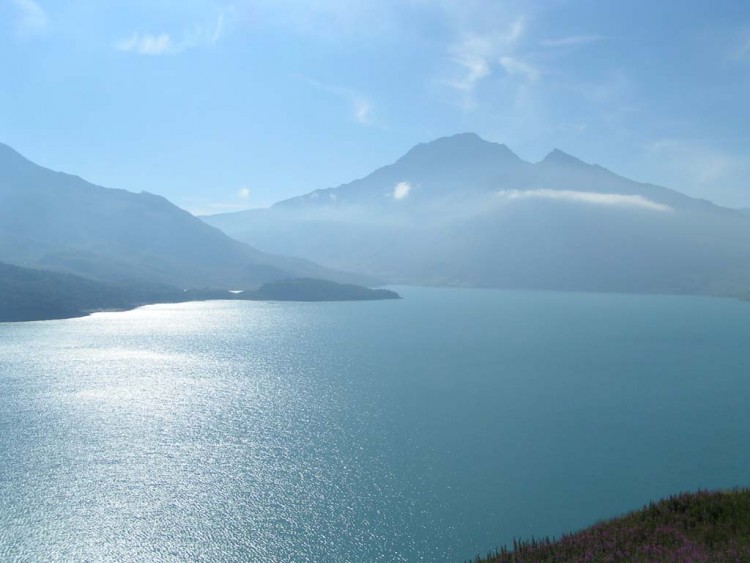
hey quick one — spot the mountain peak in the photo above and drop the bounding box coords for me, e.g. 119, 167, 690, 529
442, 132, 483, 143
540, 148, 589, 167
420, 132, 510, 150
399, 133, 521, 165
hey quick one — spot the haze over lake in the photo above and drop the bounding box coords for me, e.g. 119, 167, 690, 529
2, 287, 749, 562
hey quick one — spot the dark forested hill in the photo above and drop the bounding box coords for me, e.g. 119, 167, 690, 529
0, 262, 399, 322
0, 262, 181, 321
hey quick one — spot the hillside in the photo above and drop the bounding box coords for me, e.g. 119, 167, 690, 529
0, 261, 182, 321
474, 490, 750, 562
0, 143, 371, 289
0, 262, 399, 322
246, 278, 399, 301
204, 134, 750, 297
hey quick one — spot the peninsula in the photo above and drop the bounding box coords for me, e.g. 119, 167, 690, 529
0, 263, 400, 323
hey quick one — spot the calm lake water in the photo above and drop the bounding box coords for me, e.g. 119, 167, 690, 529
1, 287, 749, 562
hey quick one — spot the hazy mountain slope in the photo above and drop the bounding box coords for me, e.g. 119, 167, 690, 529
275, 133, 531, 209
204, 133, 750, 296
0, 143, 371, 289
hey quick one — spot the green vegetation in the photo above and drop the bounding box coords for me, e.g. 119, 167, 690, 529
474, 490, 750, 562
244, 278, 400, 301
0, 261, 181, 321
0, 263, 400, 322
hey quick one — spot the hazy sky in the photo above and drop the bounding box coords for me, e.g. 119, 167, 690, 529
1, 0, 749, 213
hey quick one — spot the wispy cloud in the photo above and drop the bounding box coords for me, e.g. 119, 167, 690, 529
643, 138, 750, 207
445, 15, 531, 109
116, 11, 226, 56
499, 56, 540, 81
301, 76, 375, 126
539, 35, 603, 48
10, 0, 47, 33
646, 138, 744, 188
498, 189, 672, 212
353, 98, 373, 125
448, 35, 493, 93
186, 187, 255, 216
116, 33, 173, 56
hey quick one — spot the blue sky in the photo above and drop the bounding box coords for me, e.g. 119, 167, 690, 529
1, 0, 749, 213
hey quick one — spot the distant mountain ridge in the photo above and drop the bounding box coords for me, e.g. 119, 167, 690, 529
204, 133, 750, 297
0, 143, 373, 289
271, 133, 725, 214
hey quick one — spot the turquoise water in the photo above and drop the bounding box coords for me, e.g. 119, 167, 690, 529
1, 287, 750, 562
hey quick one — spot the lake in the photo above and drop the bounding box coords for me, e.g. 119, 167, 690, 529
1, 287, 749, 562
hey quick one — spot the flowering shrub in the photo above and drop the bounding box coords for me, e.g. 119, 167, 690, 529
475, 489, 750, 562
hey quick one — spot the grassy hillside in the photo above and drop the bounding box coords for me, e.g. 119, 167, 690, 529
474, 490, 750, 562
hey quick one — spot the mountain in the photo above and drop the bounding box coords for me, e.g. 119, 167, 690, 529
204, 133, 750, 297
0, 143, 373, 289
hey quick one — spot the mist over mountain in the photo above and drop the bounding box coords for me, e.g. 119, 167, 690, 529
0, 143, 371, 289
205, 133, 750, 296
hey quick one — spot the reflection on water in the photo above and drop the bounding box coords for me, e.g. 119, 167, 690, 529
1, 289, 750, 561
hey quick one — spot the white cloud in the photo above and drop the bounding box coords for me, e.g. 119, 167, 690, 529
391, 181, 412, 200
498, 189, 672, 212
300, 76, 375, 126
449, 35, 493, 93
499, 56, 540, 81
445, 15, 529, 108
539, 35, 603, 48
237, 187, 251, 199
211, 10, 225, 43
116, 33, 173, 55
116, 11, 226, 56
11, 0, 47, 33
353, 98, 373, 125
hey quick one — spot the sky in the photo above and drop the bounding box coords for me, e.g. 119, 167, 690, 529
1, 0, 749, 214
